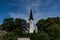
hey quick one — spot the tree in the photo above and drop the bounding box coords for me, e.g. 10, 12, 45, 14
36, 17, 60, 32
2, 18, 16, 31
36, 19, 48, 32
46, 24, 60, 40
15, 18, 28, 37
1, 18, 28, 37
30, 31, 50, 40
36, 17, 60, 40
1, 32, 17, 40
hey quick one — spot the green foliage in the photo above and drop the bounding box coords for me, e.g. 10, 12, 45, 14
1, 18, 28, 37
1, 17, 60, 40
36, 17, 60, 40
2, 18, 16, 31
0, 32, 17, 40
46, 24, 60, 40
13, 27, 29, 37
30, 31, 49, 40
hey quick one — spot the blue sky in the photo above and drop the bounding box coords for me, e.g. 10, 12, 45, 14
0, 0, 60, 24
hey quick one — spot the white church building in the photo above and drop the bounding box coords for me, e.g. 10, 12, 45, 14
18, 9, 36, 40
29, 9, 35, 33
0, 9, 36, 40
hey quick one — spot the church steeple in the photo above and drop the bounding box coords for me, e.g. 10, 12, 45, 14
29, 9, 34, 20
29, 9, 35, 33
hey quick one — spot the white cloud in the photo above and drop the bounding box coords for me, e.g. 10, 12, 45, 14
9, 13, 20, 18
9, 0, 54, 24
9, 13, 29, 22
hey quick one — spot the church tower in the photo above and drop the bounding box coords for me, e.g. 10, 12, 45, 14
29, 9, 35, 33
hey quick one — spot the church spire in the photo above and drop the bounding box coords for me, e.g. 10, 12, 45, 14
29, 9, 34, 20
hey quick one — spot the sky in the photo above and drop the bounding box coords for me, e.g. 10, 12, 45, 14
0, 0, 60, 24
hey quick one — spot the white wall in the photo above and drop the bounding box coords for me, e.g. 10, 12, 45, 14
18, 38, 30, 40
29, 20, 35, 33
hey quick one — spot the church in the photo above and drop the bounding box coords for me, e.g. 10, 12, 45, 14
18, 9, 36, 40
0, 9, 36, 40
29, 9, 35, 33
22, 9, 36, 34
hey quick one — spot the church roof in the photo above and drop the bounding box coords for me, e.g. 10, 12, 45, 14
29, 9, 34, 20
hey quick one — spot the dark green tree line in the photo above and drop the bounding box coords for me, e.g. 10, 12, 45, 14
35, 17, 60, 40
1, 18, 28, 37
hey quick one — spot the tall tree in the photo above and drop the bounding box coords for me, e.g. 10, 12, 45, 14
15, 18, 28, 37
36, 17, 60, 40
2, 18, 16, 31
